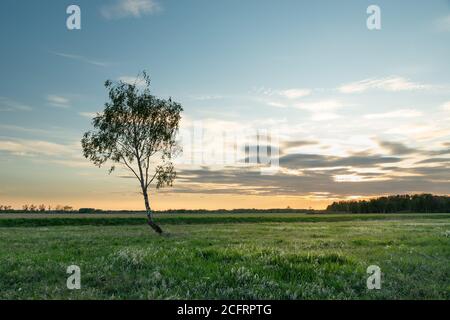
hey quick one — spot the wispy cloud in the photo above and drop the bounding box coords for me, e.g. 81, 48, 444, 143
378, 140, 418, 155
294, 99, 344, 112
364, 109, 423, 119
253, 86, 311, 99
339, 76, 430, 94
282, 140, 318, 150
291, 99, 346, 122
189, 94, 225, 101
250, 86, 312, 109
0, 138, 91, 169
51, 51, 108, 67
0, 97, 32, 112
441, 101, 450, 111
47, 95, 71, 108
0, 139, 76, 157
435, 14, 450, 32
385, 124, 450, 141
311, 113, 341, 122
0, 124, 51, 135
79, 112, 98, 119
278, 88, 312, 99
266, 101, 287, 108
101, 0, 161, 19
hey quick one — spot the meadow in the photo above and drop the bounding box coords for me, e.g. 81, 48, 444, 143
0, 213, 449, 299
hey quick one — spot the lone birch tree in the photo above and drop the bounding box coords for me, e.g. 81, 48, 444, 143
81, 72, 182, 234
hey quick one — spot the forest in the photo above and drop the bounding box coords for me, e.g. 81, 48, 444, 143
326, 194, 450, 213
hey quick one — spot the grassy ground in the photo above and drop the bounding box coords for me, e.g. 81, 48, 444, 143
0, 213, 449, 299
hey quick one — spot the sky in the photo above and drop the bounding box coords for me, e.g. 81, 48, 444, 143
0, 0, 449, 210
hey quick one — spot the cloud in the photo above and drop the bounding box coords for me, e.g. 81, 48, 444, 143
378, 139, 450, 157
0, 138, 92, 169
0, 97, 32, 112
101, 0, 161, 19
291, 99, 345, 121
282, 140, 318, 149
426, 147, 450, 156
47, 95, 70, 108
51, 52, 108, 67
406, 166, 450, 179
311, 112, 341, 122
0, 124, 51, 135
333, 174, 385, 183
294, 99, 344, 112
435, 14, 450, 32
441, 101, 450, 111
278, 88, 312, 99
250, 86, 312, 110
266, 101, 287, 108
189, 95, 224, 101
44, 159, 92, 168
378, 140, 418, 155
253, 86, 311, 101
0, 139, 76, 157
385, 124, 450, 141
364, 109, 422, 119
175, 164, 450, 197
79, 112, 98, 119
338, 76, 430, 93
279, 153, 402, 169
416, 158, 450, 164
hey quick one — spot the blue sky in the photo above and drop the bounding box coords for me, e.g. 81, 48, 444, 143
0, 0, 449, 209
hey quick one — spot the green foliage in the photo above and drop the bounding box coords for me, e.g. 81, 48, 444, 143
81, 72, 183, 221
327, 194, 450, 213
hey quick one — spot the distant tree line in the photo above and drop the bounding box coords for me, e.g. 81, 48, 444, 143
158, 208, 316, 214
3, 196, 450, 214
74, 208, 317, 214
0, 204, 75, 213
0, 206, 316, 214
327, 194, 450, 213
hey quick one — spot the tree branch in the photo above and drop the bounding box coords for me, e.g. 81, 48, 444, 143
146, 169, 159, 189
119, 156, 141, 183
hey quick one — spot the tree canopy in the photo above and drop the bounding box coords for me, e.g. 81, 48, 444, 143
81, 72, 183, 233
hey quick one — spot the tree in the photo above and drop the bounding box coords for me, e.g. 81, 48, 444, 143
63, 205, 74, 212
326, 194, 450, 213
81, 72, 183, 234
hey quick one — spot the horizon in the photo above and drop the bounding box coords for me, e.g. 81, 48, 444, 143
1, 0, 450, 211
3, 192, 450, 211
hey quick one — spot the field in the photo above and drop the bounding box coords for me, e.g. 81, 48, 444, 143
0, 213, 449, 299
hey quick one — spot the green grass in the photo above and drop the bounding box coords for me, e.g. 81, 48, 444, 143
1, 212, 449, 227
0, 213, 449, 299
